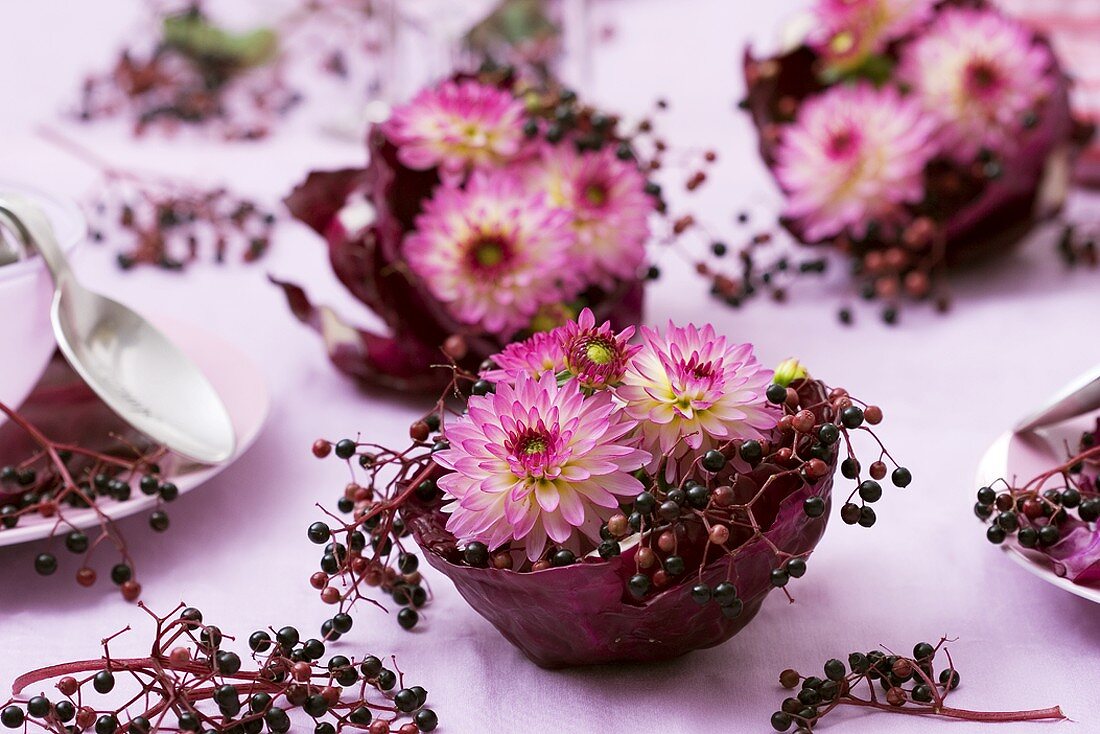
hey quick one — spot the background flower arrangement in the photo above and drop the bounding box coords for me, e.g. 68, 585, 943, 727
303, 310, 911, 667
275, 67, 660, 391
734, 0, 1093, 322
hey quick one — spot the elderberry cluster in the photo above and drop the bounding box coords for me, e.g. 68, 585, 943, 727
2, 605, 437, 734
0, 442, 171, 601
771, 641, 961, 732
307, 433, 433, 633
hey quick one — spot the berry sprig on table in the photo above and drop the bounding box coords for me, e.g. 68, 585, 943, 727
976, 424, 1100, 547
39, 127, 276, 272
0, 400, 170, 602
770, 638, 1064, 731
0, 603, 437, 734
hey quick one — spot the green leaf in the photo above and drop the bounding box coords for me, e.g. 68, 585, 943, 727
162, 12, 278, 70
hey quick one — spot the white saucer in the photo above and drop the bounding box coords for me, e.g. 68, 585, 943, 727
0, 314, 269, 547
975, 423, 1100, 605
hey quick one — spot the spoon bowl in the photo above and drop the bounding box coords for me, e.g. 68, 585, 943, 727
0, 194, 236, 464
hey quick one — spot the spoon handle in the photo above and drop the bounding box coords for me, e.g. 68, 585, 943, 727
0, 194, 73, 284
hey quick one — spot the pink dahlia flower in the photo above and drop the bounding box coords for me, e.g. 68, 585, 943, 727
382, 79, 526, 176
480, 330, 566, 385
403, 172, 581, 335
618, 322, 779, 479
813, 0, 935, 69
898, 7, 1056, 162
435, 373, 649, 561
558, 308, 641, 390
775, 83, 937, 242
525, 144, 651, 286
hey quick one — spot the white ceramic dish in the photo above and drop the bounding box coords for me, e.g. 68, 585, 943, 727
0, 313, 269, 547
0, 183, 84, 412
975, 422, 1100, 605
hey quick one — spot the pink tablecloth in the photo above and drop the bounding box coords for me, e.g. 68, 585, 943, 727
2, 2, 1099, 732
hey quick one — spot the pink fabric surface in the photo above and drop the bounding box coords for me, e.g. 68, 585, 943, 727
2, 1, 1100, 732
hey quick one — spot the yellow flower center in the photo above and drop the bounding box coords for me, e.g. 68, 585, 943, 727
585, 340, 615, 365
522, 437, 547, 455
473, 239, 505, 268
584, 183, 608, 207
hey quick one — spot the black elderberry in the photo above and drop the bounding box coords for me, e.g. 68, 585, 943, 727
766, 383, 788, 404
848, 652, 869, 673
34, 553, 57, 576
686, 484, 710, 508
1038, 525, 1061, 546
464, 541, 489, 567
713, 581, 738, 606
394, 688, 419, 713
770, 568, 789, 587
140, 475, 159, 495
634, 491, 656, 514
416, 709, 439, 732
667, 488, 687, 505
65, 531, 89, 554
940, 669, 960, 689
264, 707, 290, 733
159, 482, 179, 501
690, 584, 712, 605
334, 439, 357, 459
55, 702, 75, 723
95, 714, 118, 734
332, 613, 354, 634
913, 642, 935, 660
770, 711, 792, 731
377, 668, 397, 690
858, 480, 882, 503
858, 506, 876, 527
840, 502, 861, 524
797, 688, 820, 706
891, 467, 912, 487
1017, 526, 1039, 547
597, 539, 621, 558
840, 406, 864, 429
823, 659, 845, 681
628, 511, 643, 531
996, 511, 1019, 532
912, 684, 933, 702
336, 497, 354, 513
315, 724, 336, 734
658, 500, 680, 520
276, 626, 300, 649
1080, 499, 1100, 523
628, 574, 650, 598
349, 707, 373, 725
398, 608, 419, 630
27, 696, 51, 718
360, 655, 383, 678
786, 558, 807, 578
665, 555, 685, 575
303, 694, 328, 717
817, 423, 840, 445
200, 625, 222, 649
976, 486, 996, 505
551, 549, 575, 567
216, 651, 241, 674
92, 669, 115, 694
522, 119, 539, 137
249, 630, 272, 652
974, 502, 993, 520
398, 553, 419, 574
840, 458, 861, 479
307, 522, 331, 544
740, 440, 763, 463
986, 525, 1007, 544
471, 380, 494, 396
250, 692, 272, 713
720, 599, 744, 618
803, 497, 826, 518
1061, 488, 1081, 508
702, 449, 726, 471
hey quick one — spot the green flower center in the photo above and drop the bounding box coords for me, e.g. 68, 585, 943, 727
585, 339, 616, 365
521, 437, 547, 455
468, 236, 509, 270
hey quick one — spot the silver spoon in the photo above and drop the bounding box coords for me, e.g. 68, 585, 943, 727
1015, 364, 1100, 434
0, 193, 236, 464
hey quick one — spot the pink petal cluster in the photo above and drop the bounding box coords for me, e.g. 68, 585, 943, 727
383, 79, 526, 176
618, 322, 780, 478
435, 373, 650, 561
438, 314, 779, 558
403, 172, 581, 335
898, 7, 1056, 162
775, 82, 937, 242
813, 0, 935, 69
525, 144, 652, 286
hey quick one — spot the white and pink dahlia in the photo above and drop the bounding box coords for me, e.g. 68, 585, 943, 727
558, 308, 640, 390
618, 322, 779, 479
525, 144, 651, 286
383, 79, 526, 175
813, 0, 935, 69
435, 373, 649, 561
480, 330, 566, 385
898, 8, 1055, 162
775, 83, 937, 242
404, 172, 580, 335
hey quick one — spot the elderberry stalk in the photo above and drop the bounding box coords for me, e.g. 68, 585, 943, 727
771, 638, 1063, 731
1, 603, 437, 734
